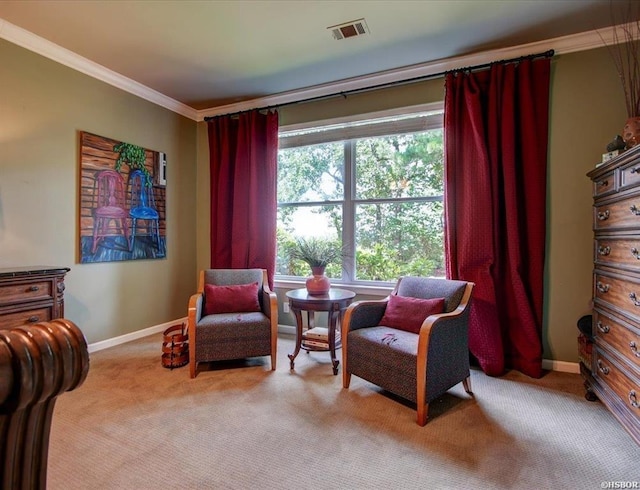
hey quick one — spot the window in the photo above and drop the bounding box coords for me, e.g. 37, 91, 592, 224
276, 105, 444, 285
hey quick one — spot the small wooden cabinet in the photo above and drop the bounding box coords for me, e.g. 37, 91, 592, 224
0, 266, 70, 329
587, 146, 640, 446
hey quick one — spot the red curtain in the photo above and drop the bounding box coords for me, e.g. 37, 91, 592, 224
444, 58, 550, 378
207, 110, 279, 287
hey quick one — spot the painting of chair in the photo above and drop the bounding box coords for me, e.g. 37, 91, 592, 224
92, 169, 129, 253
128, 169, 160, 252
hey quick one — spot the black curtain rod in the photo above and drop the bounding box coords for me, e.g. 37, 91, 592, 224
204, 49, 554, 121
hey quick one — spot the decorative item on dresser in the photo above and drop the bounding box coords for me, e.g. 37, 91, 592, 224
0, 266, 70, 329
586, 144, 640, 445
598, 2, 640, 149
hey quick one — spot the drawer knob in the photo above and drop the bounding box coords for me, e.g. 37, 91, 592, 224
597, 282, 610, 293
597, 210, 610, 221
28, 285, 40, 292
631, 205, 640, 216
597, 321, 610, 334
597, 359, 610, 375
598, 245, 611, 256
631, 167, 640, 174
630, 391, 639, 409
631, 341, 640, 358
27, 315, 39, 323
632, 248, 640, 260
631, 292, 640, 306
597, 179, 609, 186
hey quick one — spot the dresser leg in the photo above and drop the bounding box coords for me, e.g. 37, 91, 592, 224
584, 380, 598, 402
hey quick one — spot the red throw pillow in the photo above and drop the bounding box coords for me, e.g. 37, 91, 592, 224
378, 295, 445, 334
203, 282, 260, 315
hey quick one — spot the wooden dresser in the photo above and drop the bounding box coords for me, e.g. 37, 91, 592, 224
586, 145, 640, 445
0, 266, 70, 329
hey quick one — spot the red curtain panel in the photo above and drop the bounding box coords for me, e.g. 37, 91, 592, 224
207, 110, 279, 288
444, 58, 551, 378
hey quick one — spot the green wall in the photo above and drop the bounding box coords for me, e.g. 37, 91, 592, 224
545, 47, 626, 362
0, 39, 198, 344
196, 47, 628, 364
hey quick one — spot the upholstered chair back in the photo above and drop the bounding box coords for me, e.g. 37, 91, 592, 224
396, 276, 468, 313
203, 268, 265, 309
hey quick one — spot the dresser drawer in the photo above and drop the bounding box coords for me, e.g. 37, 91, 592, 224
593, 349, 640, 421
0, 280, 53, 306
594, 194, 640, 231
621, 162, 640, 189
593, 171, 615, 197
594, 309, 640, 371
593, 272, 640, 320
0, 307, 52, 329
595, 237, 640, 272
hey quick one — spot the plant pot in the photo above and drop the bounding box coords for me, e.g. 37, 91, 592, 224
622, 117, 640, 149
305, 266, 330, 295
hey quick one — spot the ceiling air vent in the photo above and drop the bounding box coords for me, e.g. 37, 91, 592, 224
328, 18, 369, 40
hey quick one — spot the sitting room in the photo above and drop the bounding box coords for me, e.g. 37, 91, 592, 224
1, 1, 639, 488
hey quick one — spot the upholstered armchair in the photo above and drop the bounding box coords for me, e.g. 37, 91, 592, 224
342, 276, 474, 426
187, 269, 278, 378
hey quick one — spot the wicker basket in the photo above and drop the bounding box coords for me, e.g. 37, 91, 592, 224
161, 323, 189, 369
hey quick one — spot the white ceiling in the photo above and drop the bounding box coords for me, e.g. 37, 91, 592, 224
0, 0, 635, 115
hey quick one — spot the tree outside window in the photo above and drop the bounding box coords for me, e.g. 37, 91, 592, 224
276, 112, 444, 284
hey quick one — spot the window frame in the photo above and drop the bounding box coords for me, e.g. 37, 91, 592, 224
275, 102, 444, 292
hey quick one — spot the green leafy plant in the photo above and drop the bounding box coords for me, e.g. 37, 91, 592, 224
113, 142, 152, 186
289, 237, 343, 268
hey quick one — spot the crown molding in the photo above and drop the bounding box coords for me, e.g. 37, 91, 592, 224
0, 18, 198, 120
0, 16, 621, 122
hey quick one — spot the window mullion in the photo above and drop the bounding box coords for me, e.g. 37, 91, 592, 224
342, 141, 356, 283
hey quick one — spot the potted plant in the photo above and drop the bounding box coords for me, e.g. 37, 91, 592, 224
290, 237, 343, 295
113, 141, 152, 186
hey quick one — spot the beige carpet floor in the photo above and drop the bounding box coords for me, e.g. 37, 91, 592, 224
47, 333, 639, 489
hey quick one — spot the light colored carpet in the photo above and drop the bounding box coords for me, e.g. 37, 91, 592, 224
48, 333, 639, 489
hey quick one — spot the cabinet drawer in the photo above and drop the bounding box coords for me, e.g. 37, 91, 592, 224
593, 349, 640, 421
593, 171, 615, 197
594, 194, 640, 231
594, 310, 640, 371
0, 280, 52, 306
593, 272, 640, 319
595, 237, 640, 272
621, 162, 640, 189
0, 307, 52, 329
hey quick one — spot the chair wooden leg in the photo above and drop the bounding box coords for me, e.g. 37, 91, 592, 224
417, 403, 429, 426
416, 359, 428, 425
271, 352, 276, 371
343, 370, 351, 388
190, 360, 197, 379
462, 375, 473, 395
92, 218, 102, 253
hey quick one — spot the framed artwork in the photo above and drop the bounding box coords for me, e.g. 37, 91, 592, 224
79, 131, 167, 263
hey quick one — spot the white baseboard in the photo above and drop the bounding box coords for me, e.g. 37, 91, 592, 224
88, 321, 581, 374
278, 324, 296, 336
542, 358, 580, 374
87, 317, 187, 353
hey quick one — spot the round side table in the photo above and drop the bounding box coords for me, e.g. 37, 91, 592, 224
286, 288, 356, 375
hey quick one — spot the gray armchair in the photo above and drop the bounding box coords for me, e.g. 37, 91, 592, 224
187, 269, 277, 378
342, 276, 474, 425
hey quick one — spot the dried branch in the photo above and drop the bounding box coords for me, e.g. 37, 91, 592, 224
599, 1, 640, 117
